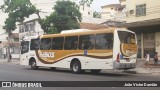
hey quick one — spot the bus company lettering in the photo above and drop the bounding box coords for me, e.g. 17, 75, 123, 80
39, 52, 55, 58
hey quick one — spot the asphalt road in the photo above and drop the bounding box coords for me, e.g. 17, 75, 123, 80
0, 63, 160, 90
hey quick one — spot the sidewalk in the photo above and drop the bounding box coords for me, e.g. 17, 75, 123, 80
0, 58, 20, 65
0, 58, 160, 74
125, 60, 160, 74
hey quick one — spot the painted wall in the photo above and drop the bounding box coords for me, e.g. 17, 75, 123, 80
155, 32, 160, 59
120, 0, 126, 6
101, 6, 119, 20
126, 0, 160, 23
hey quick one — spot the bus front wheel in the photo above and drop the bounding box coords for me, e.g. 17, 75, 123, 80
30, 60, 38, 70
71, 61, 82, 74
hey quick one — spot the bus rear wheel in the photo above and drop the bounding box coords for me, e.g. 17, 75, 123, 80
30, 60, 38, 70
71, 61, 82, 74
90, 69, 101, 74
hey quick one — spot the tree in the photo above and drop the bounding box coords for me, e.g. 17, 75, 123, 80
93, 11, 101, 18
79, 0, 93, 6
42, 1, 82, 34
1, 0, 37, 62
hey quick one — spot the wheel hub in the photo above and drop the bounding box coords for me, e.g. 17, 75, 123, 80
73, 63, 79, 72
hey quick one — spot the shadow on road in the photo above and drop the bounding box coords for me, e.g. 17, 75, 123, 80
24, 67, 135, 77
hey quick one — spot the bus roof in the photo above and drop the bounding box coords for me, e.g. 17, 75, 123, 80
60, 29, 92, 34
40, 28, 116, 38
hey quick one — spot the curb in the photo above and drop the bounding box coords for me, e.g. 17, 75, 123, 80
0, 59, 20, 65
123, 68, 160, 74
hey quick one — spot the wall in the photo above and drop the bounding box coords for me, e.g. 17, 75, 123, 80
79, 4, 93, 18
155, 32, 160, 59
120, 0, 126, 6
126, 0, 160, 23
101, 6, 118, 20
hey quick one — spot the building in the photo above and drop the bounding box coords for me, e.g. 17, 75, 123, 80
80, 4, 93, 18
125, 0, 160, 59
100, 1, 127, 29
0, 32, 20, 59
19, 19, 44, 42
101, 4, 125, 21
119, 0, 126, 7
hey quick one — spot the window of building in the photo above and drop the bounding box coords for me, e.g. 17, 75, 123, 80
40, 38, 51, 50
79, 35, 95, 50
52, 37, 64, 50
30, 24, 35, 31
136, 4, 146, 16
64, 36, 78, 50
30, 39, 40, 50
19, 25, 25, 33
25, 24, 29, 32
95, 33, 113, 49
88, 12, 90, 15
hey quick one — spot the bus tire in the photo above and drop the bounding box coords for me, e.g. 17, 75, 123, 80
71, 60, 82, 74
90, 69, 101, 74
30, 60, 38, 70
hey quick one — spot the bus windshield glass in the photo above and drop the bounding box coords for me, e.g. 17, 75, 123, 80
21, 41, 29, 54
118, 31, 136, 44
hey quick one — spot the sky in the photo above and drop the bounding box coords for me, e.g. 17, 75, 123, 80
0, 0, 120, 12
90, 0, 120, 12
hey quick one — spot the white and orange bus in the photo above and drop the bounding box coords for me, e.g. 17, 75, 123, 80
20, 28, 138, 74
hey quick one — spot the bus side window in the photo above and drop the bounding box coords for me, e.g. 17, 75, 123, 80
30, 39, 40, 50
40, 38, 51, 50
79, 35, 95, 50
64, 36, 78, 50
95, 33, 113, 49
52, 37, 64, 50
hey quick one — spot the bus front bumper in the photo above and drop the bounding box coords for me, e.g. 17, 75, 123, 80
113, 61, 136, 70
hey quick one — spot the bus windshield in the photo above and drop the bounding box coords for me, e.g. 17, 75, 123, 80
118, 31, 136, 44
21, 41, 29, 54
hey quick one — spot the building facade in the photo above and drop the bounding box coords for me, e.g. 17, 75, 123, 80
101, 4, 125, 21
125, 0, 160, 59
19, 19, 44, 42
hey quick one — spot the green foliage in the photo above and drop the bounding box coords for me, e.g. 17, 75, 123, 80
3, 16, 16, 33
79, 0, 93, 6
1, 0, 37, 32
41, 1, 82, 34
93, 11, 101, 18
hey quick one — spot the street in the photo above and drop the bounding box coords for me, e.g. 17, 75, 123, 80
0, 63, 160, 90
0, 63, 160, 81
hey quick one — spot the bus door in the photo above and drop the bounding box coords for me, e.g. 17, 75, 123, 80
20, 41, 30, 65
